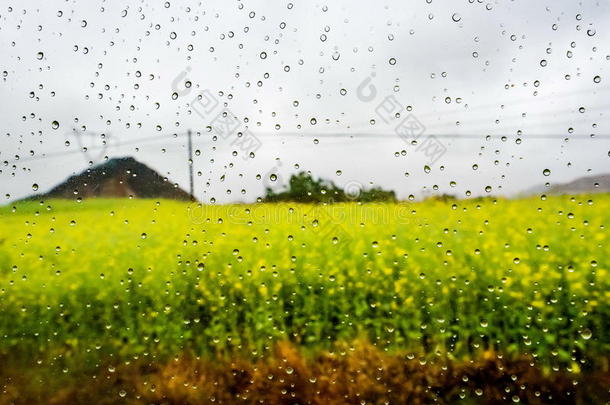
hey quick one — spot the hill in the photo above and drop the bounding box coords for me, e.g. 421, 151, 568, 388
523, 173, 610, 196
26, 156, 194, 201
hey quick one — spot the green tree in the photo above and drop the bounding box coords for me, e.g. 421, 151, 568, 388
263, 172, 396, 203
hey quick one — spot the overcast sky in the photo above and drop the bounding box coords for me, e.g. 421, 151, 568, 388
1, 0, 609, 204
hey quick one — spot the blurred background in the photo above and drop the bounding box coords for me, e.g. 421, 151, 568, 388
1, 0, 609, 203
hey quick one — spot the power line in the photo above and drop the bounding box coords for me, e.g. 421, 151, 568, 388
3, 132, 191, 164
3, 131, 607, 164
275, 133, 606, 139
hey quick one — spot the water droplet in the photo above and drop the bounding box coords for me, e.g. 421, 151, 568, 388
580, 328, 592, 340
452, 13, 461, 22
543, 169, 551, 176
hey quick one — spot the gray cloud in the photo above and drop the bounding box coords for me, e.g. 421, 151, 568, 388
1, 0, 609, 203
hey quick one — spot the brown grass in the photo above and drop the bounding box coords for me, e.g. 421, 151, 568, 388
1, 341, 608, 405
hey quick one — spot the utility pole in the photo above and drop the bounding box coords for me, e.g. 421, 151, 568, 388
187, 130, 195, 201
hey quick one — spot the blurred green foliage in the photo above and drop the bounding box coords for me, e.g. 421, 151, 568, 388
0, 195, 607, 373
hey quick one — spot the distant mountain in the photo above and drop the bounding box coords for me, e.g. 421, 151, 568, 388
27, 157, 194, 201
523, 173, 610, 196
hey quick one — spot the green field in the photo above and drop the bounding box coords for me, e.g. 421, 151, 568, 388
0, 195, 608, 403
